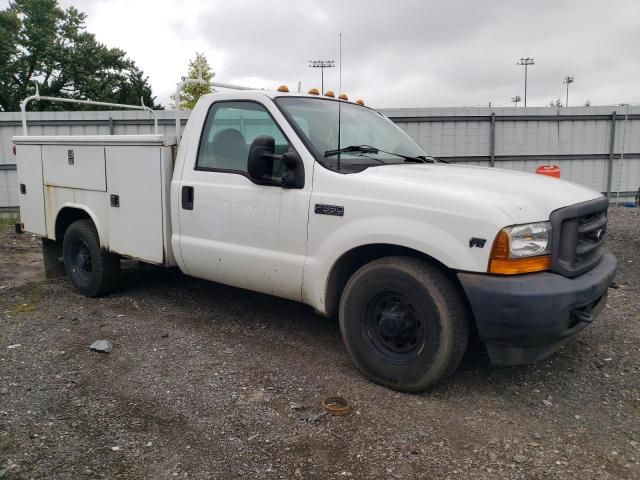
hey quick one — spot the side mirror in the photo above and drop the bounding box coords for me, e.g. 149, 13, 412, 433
247, 135, 275, 182
279, 150, 305, 189
247, 135, 305, 189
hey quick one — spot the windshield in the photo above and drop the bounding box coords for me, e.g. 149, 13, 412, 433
275, 97, 430, 172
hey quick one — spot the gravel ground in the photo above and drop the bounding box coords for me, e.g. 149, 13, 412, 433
1, 207, 639, 479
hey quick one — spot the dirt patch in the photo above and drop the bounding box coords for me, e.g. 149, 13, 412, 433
0, 225, 43, 289
1, 208, 639, 479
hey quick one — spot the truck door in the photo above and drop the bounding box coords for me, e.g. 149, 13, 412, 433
176, 100, 311, 301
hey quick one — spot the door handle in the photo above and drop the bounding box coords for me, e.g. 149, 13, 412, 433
181, 186, 194, 210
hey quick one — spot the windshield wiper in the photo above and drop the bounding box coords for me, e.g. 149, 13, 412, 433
324, 145, 379, 157
325, 145, 439, 164
416, 155, 441, 164
328, 145, 434, 164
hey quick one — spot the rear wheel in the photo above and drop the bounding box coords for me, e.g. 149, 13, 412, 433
62, 219, 119, 297
339, 256, 469, 392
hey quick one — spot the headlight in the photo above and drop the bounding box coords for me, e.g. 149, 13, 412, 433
504, 222, 551, 258
489, 222, 551, 274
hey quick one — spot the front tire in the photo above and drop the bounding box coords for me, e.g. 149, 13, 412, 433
339, 256, 469, 392
62, 219, 119, 297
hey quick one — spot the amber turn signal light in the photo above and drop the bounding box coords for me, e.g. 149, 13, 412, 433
308, 88, 320, 95
488, 255, 551, 275
488, 229, 551, 274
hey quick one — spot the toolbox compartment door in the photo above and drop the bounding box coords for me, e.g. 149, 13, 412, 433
105, 146, 164, 264
42, 145, 107, 192
16, 145, 47, 235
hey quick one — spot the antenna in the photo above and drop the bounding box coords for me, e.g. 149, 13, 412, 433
337, 33, 342, 171
339, 33, 342, 92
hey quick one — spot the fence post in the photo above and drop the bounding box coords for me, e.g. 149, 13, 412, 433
489, 112, 496, 167
606, 111, 616, 199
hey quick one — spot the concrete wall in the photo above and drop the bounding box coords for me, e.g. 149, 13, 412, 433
1, 105, 639, 210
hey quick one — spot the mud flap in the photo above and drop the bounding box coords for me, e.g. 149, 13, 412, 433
42, 238, 66, 279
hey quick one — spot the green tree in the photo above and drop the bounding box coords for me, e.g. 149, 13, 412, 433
179, 52, 215, 110
0, 0, 161, 112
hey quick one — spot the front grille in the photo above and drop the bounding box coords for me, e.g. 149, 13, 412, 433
549, 196, 609, 278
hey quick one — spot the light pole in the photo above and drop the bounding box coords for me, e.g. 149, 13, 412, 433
563, 75, 574, 107
511, 95, 522, 107
517, 57, 535, 107
308, 60, 335, 94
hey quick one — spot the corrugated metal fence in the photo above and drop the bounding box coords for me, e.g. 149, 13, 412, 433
1, 106, 639, 211
0, 110, 187, 211
381, 105, 640, 201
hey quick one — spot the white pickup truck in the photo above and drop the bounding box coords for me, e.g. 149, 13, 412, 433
14, 87, 617, 391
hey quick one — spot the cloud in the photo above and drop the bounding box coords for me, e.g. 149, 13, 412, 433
37, 0, 640, 107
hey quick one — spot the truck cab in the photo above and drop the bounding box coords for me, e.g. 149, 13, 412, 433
14, 87, 617, 391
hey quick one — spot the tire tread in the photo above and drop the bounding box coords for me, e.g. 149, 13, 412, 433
62, 219, 119, 297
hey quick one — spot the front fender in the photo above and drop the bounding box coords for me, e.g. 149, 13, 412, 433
302, 213, 498, 313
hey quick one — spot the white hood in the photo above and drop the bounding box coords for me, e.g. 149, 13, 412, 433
359, 163, 603, 224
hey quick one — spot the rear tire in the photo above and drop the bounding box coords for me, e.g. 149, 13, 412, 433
339, 256, 469, 392
62, 219, 119, 297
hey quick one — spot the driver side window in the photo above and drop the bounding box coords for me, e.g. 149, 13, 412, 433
196, 101, 290, 181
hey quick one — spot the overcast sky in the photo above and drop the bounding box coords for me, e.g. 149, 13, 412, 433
13, 0, 640, 108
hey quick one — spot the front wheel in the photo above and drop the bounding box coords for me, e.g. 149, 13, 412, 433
339, 256, 469, 392
62, 219, 119, 297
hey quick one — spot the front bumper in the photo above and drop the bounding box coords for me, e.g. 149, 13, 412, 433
457, 250, 617, 365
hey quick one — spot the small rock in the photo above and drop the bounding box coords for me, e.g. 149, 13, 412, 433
542, 399, 553, 407
289, 402, 304, 410
146, 442, 153, 447
89, 340, 113, 353
488, 452, 497, 462
111, 446, 120, 451
514, 455, 527, 463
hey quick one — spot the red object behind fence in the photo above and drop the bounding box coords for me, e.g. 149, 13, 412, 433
535, 165, 561, 178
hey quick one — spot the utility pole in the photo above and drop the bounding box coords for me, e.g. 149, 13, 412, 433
563, 75, 574, 107
511, 95, 522, 107
517, 57, 535, 107
308, 60, 335, 94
